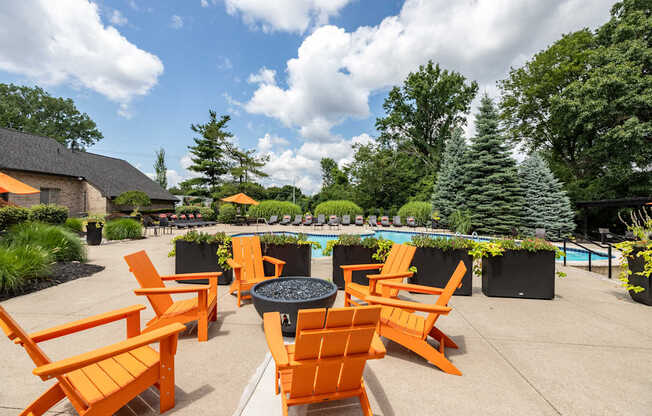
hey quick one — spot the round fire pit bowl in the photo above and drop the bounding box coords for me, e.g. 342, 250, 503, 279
251, 277, 338, 336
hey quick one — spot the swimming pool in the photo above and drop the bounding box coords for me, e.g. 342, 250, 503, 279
234, 230, 611, 262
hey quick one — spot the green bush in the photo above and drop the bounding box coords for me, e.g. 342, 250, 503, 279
104, 218, 143, 240
4, 222, 86, 262
449, 209, 472, 234
176, 205, 201, 215
65, 218, 84, 233
0, 206, 30, 230
259, 233, 321, 249
397, 201, 432, 224
314, 200, 363, 218
0, 244, 52, 293
29, 204, 68, 224
199, 206, 215, 221
247, 200, 302, 221
322, 234, 380, 256
217, 203, 236, 224
410, 235, 477, 251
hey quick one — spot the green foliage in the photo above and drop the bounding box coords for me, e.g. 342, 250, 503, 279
168, 231, 232, 269
313, 200, 363, 218
619, 206, 652, 241
187, 111, 233, 193
259, 233, 321, 249
409, 235, 477, 251
615, 206, 652, 293
322, 234, 380, 256
217, 203, 236, 224
199, 206, 216, 221
4, 222, 86, 262
114, 191, 151, 215
397, 201, 431, 225
176, 205, 201, 215
448, 209, 472, 234
372, 238, 394, 262
228, 147, 269, 190
0, 244, 52, 293
0, 206, 30, 230
0, 83, 103, 150
154, 148, 167, 189
65, 218, 84, 233
432, 128, 467, 225
469, 237, 563, 277
28, 204, 68, 224
247, 200, 302, 220
104, 219, 142, 240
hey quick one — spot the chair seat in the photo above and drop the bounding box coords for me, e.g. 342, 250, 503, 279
380, 307, 425, 338
345, 282, 370, 299
67, 346, 159, 405
162, 291, 217, 318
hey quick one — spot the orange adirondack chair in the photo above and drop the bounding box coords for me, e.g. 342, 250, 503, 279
227, 235, 285, 307
0, 304, 185, 415
342, 243, 416, 307
264, 306, 386, 416
124, 250, 219, 342
365, 260, 467, 375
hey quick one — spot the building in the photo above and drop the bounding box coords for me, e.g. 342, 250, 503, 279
0, 128, 177, 215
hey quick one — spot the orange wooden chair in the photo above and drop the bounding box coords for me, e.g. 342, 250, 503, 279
342, 243, 416, 307
263, 306, 386, 416
0, 304, 185, 415
227, 235, 285, 307
124, 250, 220, 342
365, 260, 467, 375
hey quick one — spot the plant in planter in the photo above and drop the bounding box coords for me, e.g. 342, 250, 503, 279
323, 234, 382, 289
169, 231, 233, 285
614, 207, 652, 305
470, 238, 563, 300
259, 233, 321, 277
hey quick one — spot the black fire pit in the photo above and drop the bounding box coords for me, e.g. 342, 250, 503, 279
251, 277, 337, 336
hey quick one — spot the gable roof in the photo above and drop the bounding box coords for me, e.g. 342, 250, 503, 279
0, 128, 177, 201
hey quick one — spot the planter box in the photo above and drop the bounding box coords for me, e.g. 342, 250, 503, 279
332, 245, 379, 290
262, 243, 311, 277
627, 248, 651, 306
482, 250, 555, 300
410, 247, 473, 296
86, 222, 102, 246
174, 240, 232, 285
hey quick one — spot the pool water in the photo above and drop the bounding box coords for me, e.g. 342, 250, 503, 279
234, 230, 611, 262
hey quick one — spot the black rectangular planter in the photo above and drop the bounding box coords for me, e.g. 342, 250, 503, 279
262, 244, 311, 277
482, 250, 555, 300
174, 240, 232, 285
410, 248, 473, 296
331, 245, 380, 290
627, 248, 651, 306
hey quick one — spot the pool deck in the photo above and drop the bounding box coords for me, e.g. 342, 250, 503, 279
1, 224, 649, 415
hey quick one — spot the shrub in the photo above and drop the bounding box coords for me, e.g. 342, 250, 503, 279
176, 205, 201, 215
104, 218, 143, 240
410, 235, 477, 251
397, 201, 431, 225
0, 244, 52, 293
0, 206, 30, 230
29, 204, 69, 224
322, 234, 380, 256
199, 206, 215, 221
114, 191, 151, 215
247, 200, 302, 221
217, 203, 236, 224
65, 218, 84, 233
168, 231, 232, 269
4, 222, 86, 262
259, 233, 321, 249
314, 200, 363, 219
449, 209, 473, 234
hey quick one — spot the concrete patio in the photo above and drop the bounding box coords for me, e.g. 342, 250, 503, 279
0, 227, 650, 415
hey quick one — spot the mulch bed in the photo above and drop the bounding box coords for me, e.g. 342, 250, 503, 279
0, 262, 105, 301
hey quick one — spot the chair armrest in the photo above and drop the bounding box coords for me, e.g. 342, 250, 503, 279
262, 256, 286, 266
27, 305, 146, 344
340, 264, 384, 271
377, 282, 444, 294
366, 272, 414, 280
227, 259, 242, 269
160, 272, 222, 281
370, 333, 386, 358
33, 323, 186, 379
365, 296, 452, 314
263, 312, 289, 366
134, 285, 209, 295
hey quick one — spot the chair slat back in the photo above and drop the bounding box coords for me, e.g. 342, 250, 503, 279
232, 236, 265, 282
379, 244, 416, 296
290, 306, 380, 399
0, 306, 51, 368
318, 214, 325, 223
424, 261, 467, 331
124, 250, 173, 317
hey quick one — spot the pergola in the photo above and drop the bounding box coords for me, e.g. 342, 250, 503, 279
575, 196, 652, 237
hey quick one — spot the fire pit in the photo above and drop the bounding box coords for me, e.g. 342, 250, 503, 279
251, 277, 338, 336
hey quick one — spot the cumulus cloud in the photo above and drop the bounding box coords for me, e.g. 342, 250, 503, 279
248, 67, 276, 85
200, 0, 210, 7
0, 0, 163, 117
223, 0, 352, 33
244, 0, 613, 141
170, 15, 184, 29
109, 9, 128, 26
257, 133, 289, 153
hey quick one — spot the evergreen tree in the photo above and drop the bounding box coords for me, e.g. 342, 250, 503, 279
431, 127, 467, 225
187, 111, 232, 193
519, 154, 575, 237
462, 95, 523, 235
154, 147, 167, 189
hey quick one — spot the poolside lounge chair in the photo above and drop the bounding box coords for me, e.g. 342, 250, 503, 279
355, 215, 364, 226
328, 215, 339, 229
125, 250, 220, 342
367, 215, 377, 227
143, 216, 160, 236
342, 214, 351, 226
268, 215, 279, 225
393, 216, 402, 227
407, 217, 417, 228
197, 213, 215, 226
380, 216, 390, 227
314, 214, 325, 227
280, 215, 291, 226
292, 214, 302, 225
263, 306, 386, 416
0, 305, 186, 415
365, 261, 467, 375
303, 215, 313, 226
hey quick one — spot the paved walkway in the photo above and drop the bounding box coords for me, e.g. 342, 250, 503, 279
0, 227, 650, 415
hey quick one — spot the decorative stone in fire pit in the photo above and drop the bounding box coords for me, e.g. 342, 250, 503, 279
251, 277, 337, 336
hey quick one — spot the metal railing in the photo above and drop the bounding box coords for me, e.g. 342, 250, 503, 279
552, 236, 614, 279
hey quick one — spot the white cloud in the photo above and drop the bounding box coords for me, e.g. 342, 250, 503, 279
0, 0, 163, 117
217, 56, 233, 70
109, 9, 127, 26
223, 0, 352, 33
244, 0, 613, 141
257, 133, 289, 152
170, 15, 184, 29
247, 67, 276, 85
200, 0, 210, 7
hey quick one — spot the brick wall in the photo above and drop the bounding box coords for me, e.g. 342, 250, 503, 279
83, 181, 108, 215
2, 169, 86, 215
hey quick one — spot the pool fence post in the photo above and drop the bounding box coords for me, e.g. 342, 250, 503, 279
563, 240, 567, 266
608, 244, 612, 279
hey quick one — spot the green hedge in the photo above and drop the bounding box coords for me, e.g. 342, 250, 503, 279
176, 205, 201, 215
314, 200, 363, 218
199, 206, 216, 221
4, 222, 86, 262
397, 201, 432, 225
29, 204, 69, 224
0, 244, 52, 293
217, 203, 236, 224
104, 219, 143, 240
247, 200, 302, 221
0, 206, 30, 230
65, 218, 84, 233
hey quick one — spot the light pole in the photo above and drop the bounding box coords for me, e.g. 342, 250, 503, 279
292, 176, 296, 205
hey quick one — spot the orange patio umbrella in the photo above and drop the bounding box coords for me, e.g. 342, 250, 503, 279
0, 172, 39, 194
220, 193, 259, 206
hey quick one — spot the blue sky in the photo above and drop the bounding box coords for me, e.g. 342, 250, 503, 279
0, 0, 613, 193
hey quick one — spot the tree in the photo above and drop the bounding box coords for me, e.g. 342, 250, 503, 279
228, 147, 269, 191
461, 95, 524, 235
114, 191, 151, 215
154, 148, 167, 189
376, 61, 478, 173
320, 158, 340, 187
187, 111, 233, 193
431, 127, 467, 225
0, 83, 103, 150
519, 154, 575, 237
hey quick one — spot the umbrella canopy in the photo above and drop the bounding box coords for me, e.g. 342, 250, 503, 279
220, 193, 259, 205
0, 172, 39, 195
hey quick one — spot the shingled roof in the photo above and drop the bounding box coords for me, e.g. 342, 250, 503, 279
0, 128, 177, 201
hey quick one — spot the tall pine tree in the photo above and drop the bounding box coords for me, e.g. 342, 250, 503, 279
519, 154, 575, 237
462, 95, 523, 235
187, 111, 232, 193
432, 127, 467, 225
